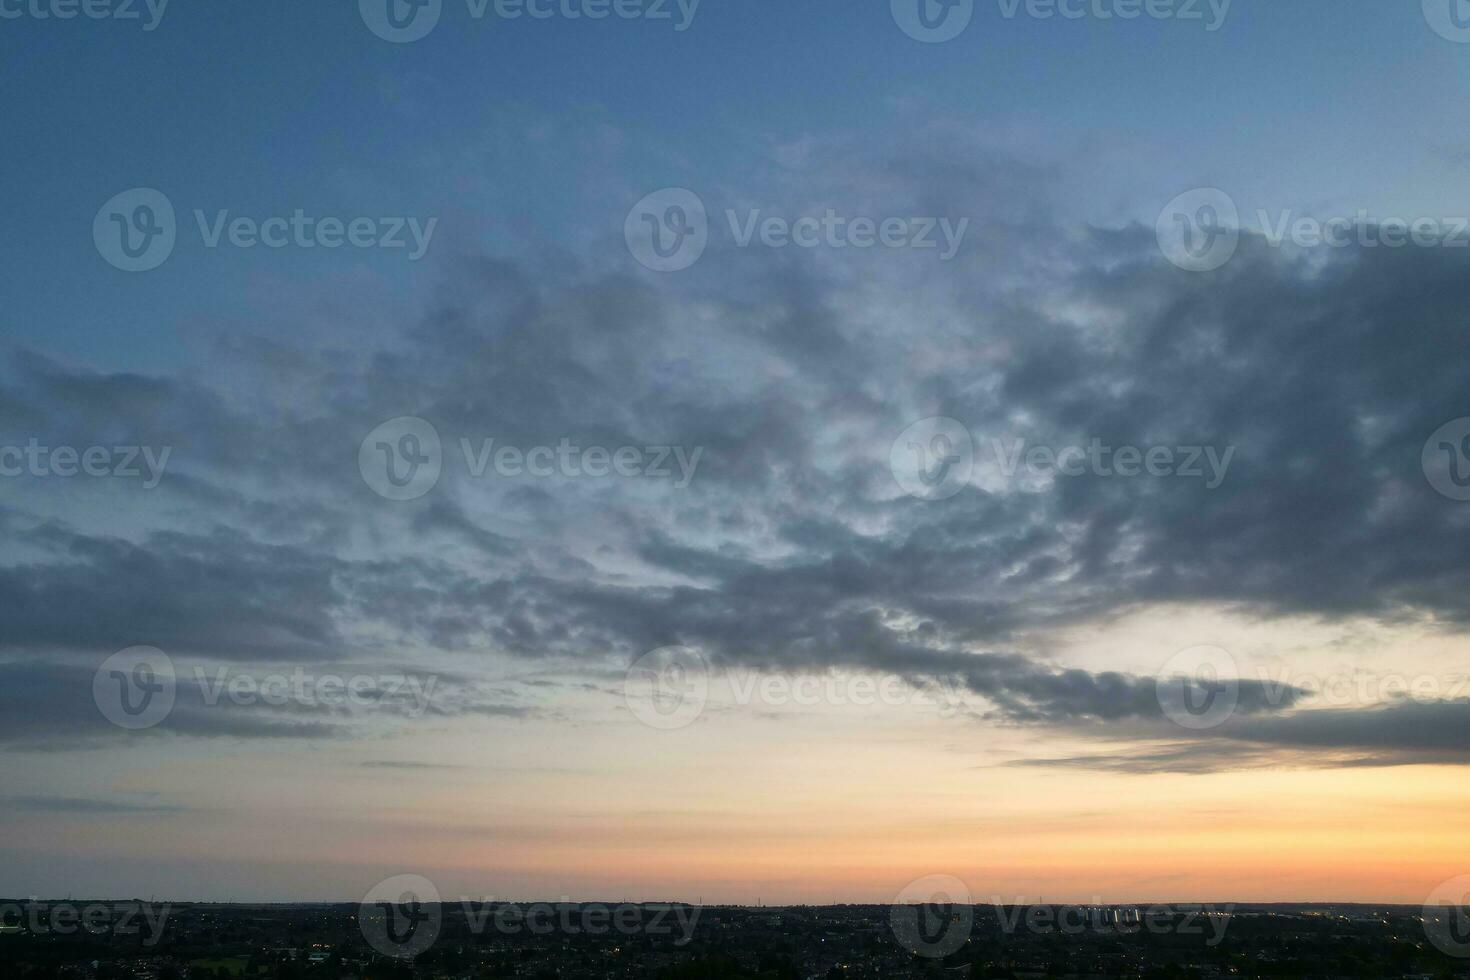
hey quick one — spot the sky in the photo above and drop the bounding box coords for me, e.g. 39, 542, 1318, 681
5, 0, 1470, 906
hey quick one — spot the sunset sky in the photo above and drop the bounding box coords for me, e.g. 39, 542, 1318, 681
4, 0, 1470, 906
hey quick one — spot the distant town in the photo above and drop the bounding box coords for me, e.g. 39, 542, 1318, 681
5, 897, 1470, 979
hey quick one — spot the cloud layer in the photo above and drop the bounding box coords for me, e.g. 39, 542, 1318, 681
5, 135, 1470, 772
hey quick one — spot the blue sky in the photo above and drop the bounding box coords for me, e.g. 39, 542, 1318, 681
7, 0, 1470, 370
7, 1, 1470, 903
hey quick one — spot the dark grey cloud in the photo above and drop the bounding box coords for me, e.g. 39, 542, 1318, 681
0, 659, 345, 749
4, 141, 1470, 766
0, 656, 540, 750
1013, 699, 1470, 773
4, 796, 190, 815
1223, 698, 1470, 759
0, 521, 347, 661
